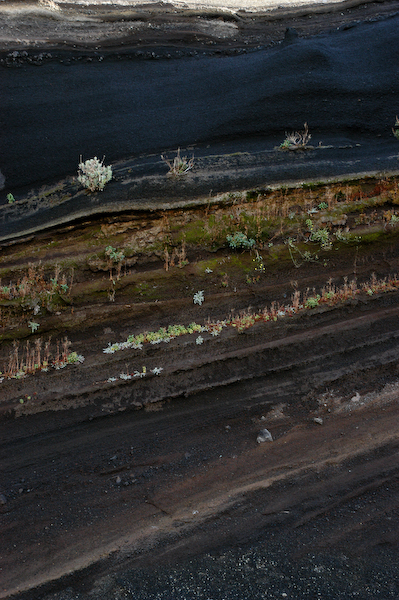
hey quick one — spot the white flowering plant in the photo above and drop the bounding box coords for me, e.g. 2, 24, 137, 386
193, 290, 204, 306
151, 367, 163, 375
77, 156, 112, 192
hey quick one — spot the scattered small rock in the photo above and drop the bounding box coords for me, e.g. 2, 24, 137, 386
351, 392, 361, 402
0, 494, 7, 505
257, 428, 273, 443
313, 417, 324, 425
115, 476, 122, 485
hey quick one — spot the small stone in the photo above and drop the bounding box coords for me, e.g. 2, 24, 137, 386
115, 476, 122, 484
0, 494, 7, 505
313, 417, 324, 425
351, 392, 361, 402
257, 428, 273, 443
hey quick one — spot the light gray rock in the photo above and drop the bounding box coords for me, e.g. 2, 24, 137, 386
257, 428, 273, 443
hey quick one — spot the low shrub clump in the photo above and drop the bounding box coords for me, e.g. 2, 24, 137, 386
227, 232, 256, 250
0, 336, 84, 382
78, 157, 112, 192
161, 148, 194, 177
279, 123, 311, 150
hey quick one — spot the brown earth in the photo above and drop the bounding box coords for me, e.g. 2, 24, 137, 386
1, 174, 399, 598
1, 1, 399, 598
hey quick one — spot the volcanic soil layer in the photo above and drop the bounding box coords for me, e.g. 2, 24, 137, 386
1, 1, 399, 599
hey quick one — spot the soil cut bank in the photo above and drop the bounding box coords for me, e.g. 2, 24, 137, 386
1, 1, 399, 599
2, 174, 399, 598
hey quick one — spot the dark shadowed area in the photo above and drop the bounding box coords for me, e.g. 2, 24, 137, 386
1, 0, 399, 194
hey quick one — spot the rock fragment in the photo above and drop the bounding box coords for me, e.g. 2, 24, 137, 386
257, 428, 273, 443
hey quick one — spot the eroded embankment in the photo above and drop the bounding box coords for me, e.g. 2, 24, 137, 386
1, 176, 399, 599
2, 175, 399, 416
1, 325, 399, 598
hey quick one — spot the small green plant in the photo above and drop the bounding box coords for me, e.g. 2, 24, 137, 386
306, 219, 331, 250
280, 123, 311, 150
305, 295, 321, 308
286, 237, 319, 268
311, 228, 331, 249
335, 228, 361, 243
7, 193, 15, 204
151, 367, 163, 375
105, 246, 125, 263
28, 321, 40, 333
221, 274, 229, 288
318, 201, 328, 210
161, 148, 194, 177
393, 116, 399, 140
303, 250, 316, 261
226, 232, 255, 250
193, 290, 205, 306
253, 250, 266, 273
66, 351, 85, 364
77, 156, 112, 192
0, 265, 72, 312
105, 246, 125, 284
